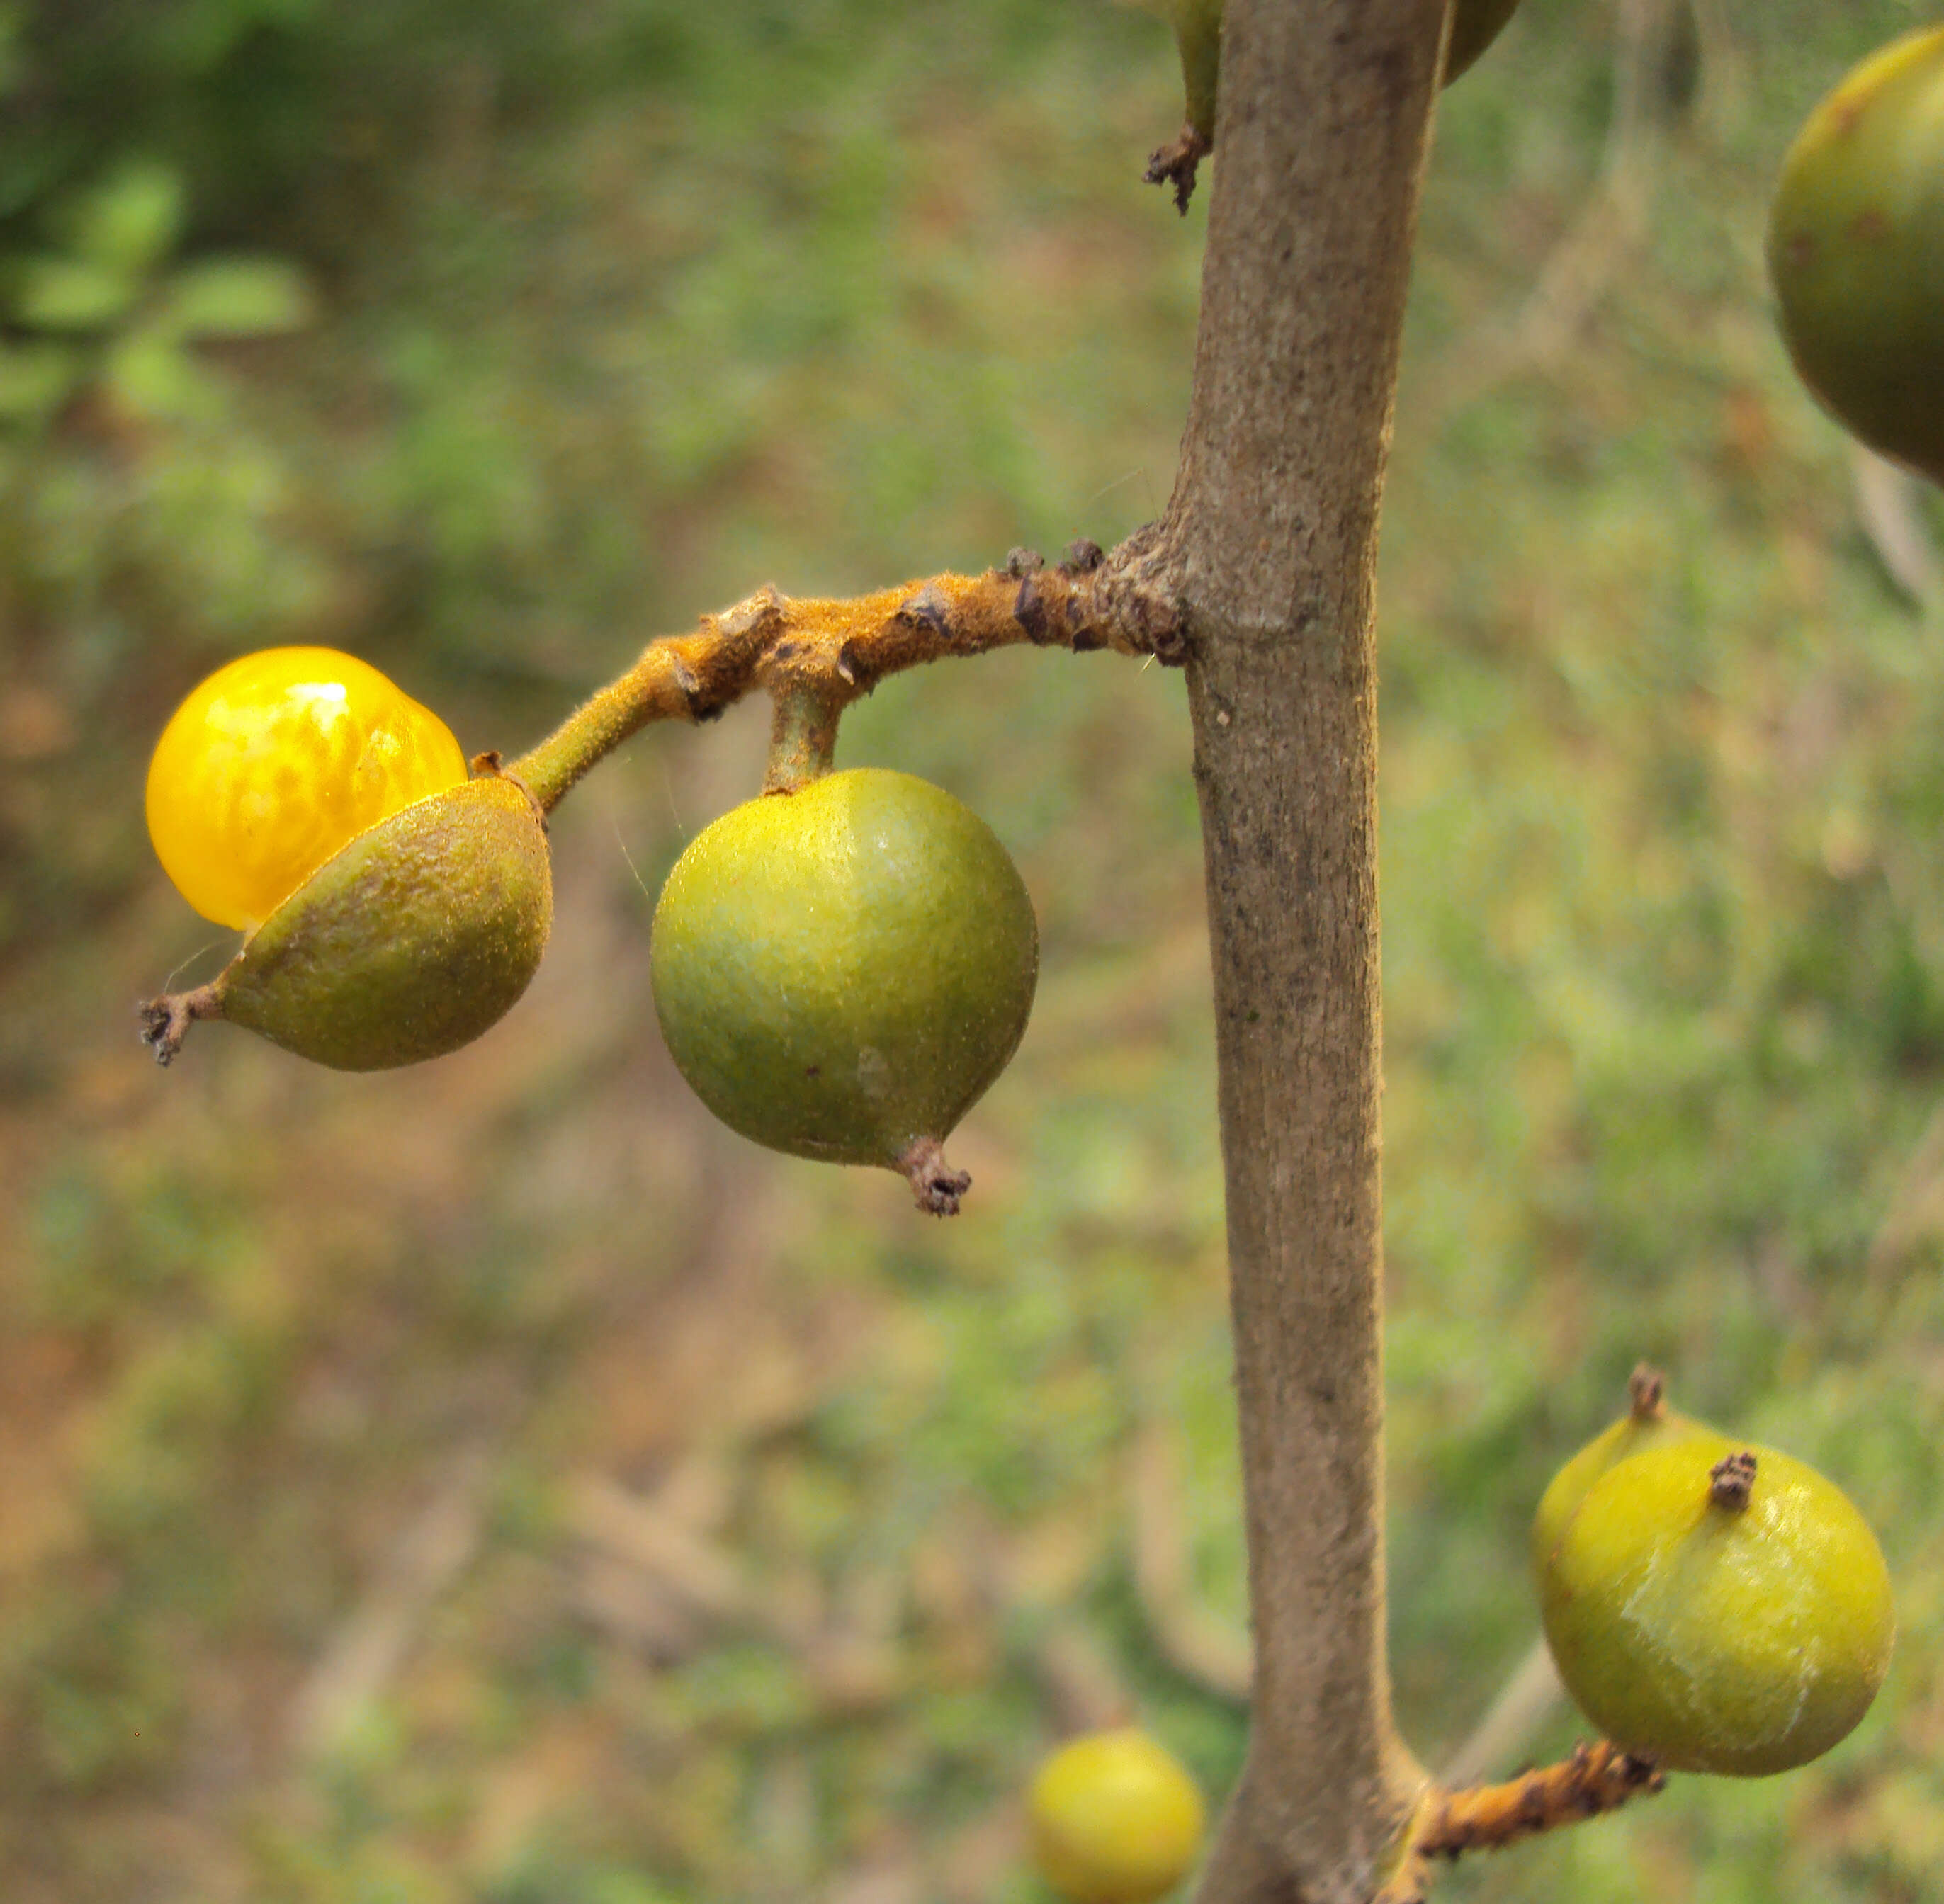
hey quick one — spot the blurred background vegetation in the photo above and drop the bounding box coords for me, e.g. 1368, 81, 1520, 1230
4, 0, 1944, 1898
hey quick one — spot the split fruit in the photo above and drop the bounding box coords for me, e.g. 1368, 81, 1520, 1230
1537, 1411, 1895, 1776
142, 647, 551, 1070
1768, 26, 1944, 485
1027, 1728, 1206, 1904
650, 767, 1038, 1213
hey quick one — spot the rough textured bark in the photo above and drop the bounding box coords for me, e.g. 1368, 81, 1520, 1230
1153, 2, 1449, 1898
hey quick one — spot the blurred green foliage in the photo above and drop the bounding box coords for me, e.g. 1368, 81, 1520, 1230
5, 1, 1944, 1902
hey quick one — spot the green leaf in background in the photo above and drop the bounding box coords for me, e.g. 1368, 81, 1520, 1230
11, 255, 138, 331
67, 159, 186, 278
164, 256, 315, 339
0, 338, 78, 421
102, 325, 220, 421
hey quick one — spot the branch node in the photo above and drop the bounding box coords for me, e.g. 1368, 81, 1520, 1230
895, 583, 953, 638
1005, 546, 1044, 579
1013, 573, 1051, 644
1058, 538, 1104, 577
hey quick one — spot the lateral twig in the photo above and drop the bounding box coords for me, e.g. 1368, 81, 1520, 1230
1377, 1741, 1667, 1902
507, 533, 1187, 812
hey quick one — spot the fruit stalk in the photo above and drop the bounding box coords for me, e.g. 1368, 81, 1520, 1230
1374, 1742, 1665, 1900
506, 549, 1187, 815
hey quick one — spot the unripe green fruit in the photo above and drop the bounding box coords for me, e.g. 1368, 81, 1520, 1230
650, 769, 1038, 1211
191, 774, 552, 1070
1768, 26, 1944, 485
1444, 0, 1522, 86
1160, 0, 1520, 144
1027, 1729, 1205, 1904
1529, 1368, 1729, 1578
1539, 1440, 1895, 1775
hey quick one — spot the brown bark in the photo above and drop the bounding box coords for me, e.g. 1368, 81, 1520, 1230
1146, 2, 1451, 1898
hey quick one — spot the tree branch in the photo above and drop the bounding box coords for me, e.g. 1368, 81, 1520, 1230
1144, 3, 1451, 1898
506, 541, 1186, 812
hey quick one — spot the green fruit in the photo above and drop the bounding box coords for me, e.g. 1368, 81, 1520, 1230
1027, 1729, 1205, 1904
650, 768, 1038, 1212
144, 773, 553, 1070
1530, 1366, 1729, 1578
1539, 1439, 1895, 1775
1156, 0, 1519, 144
1443, 0, 1522, 85
1768, 26, 1944, 485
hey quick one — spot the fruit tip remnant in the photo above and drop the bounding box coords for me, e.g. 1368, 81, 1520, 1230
900, 1135, 971, 1216
1627, 1363, 1667, 1420
1708, 1450, 1758, 1509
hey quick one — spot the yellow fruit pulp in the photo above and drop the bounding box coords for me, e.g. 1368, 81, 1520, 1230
1027, 1729, 1206, 1904
147, 647, 468, 931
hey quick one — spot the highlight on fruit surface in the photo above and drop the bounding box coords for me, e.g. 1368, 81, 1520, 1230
141, 647, 552, 1072
1536, 1429, 1895, 1776
649, 767, 1038, 1214
147, 645, 470, 931
1027, 1728, 1206, 1904
1767, 25, 1944, 486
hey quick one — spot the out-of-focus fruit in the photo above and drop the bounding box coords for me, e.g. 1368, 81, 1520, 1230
1768, 26, 1944, 484
1027, 1728, 1206, 1904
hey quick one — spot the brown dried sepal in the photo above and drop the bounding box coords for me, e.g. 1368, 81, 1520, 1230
899, 1135, 972, 1218
1709, 1449, 1758, 1509
1145, 123, 1212, 215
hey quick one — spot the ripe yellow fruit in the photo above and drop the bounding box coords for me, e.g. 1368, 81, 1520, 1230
650, 769, 1037, 1211
1027, 1729, 1206, 1904
1767, 26, 1944, 484
147, 646, 468, 931
1538, 1439, 1895, 1775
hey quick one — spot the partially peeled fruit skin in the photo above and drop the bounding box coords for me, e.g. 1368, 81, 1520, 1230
1767, 26, 1944, 485
143, 773, 553, 1071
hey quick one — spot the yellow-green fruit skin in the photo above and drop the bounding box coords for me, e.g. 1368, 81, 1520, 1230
1529, 1407, 1731, 1580
1027, 1730, 1205, 1904
650, 769, 1038, 1169
1539, 1441, 1895, 1775
217, 776, 552, 1070
1767, 26, 1944, 485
